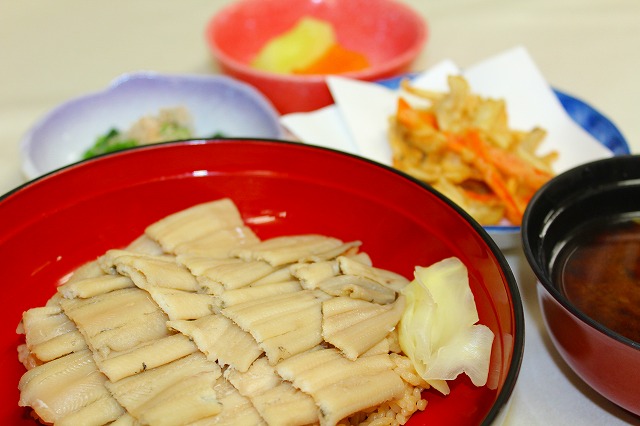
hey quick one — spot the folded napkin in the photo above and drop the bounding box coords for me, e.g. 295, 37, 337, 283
281, 46, 613, 174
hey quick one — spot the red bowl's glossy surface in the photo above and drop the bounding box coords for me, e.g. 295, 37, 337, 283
522, 155, 640, 416
205, 0, 427, 114
538, 285, 640, 416
0, 139, 521, 425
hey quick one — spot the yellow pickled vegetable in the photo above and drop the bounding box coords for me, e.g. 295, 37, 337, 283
251, 16, 370, 75
398, 257, 494, 395
251, 17, 336, 74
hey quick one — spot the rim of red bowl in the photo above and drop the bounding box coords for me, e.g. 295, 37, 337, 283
2, 139, 523, 425
204, 0, 428, 84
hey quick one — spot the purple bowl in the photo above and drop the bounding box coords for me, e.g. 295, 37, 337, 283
20, 72, 284, 179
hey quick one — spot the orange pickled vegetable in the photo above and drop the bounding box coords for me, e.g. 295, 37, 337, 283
293, 43, 369, 75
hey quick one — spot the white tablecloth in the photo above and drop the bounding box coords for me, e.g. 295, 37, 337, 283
1, 1, 639, 424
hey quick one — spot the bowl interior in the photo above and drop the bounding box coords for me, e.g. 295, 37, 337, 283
207, 0, 426, 75
1, 139, 521, 425
523, 154, 640, 341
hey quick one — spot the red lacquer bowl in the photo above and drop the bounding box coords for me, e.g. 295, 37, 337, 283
522, 155, 640, 416
205, 0, 427, 114
0, 139, 521, 425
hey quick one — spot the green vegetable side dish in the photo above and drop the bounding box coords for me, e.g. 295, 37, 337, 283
82, 107, 225, 160
82, 129, 138, 159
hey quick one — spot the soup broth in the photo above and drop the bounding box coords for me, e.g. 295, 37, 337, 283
553, 217, 640, 344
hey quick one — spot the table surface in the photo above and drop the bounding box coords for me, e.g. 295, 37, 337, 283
1, 1, 639, 425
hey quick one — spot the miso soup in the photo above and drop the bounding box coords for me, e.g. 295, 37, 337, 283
553, 217, 640, 344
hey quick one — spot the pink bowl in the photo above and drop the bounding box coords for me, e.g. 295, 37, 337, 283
205, 0, 427, 114
1, 140, 521, 425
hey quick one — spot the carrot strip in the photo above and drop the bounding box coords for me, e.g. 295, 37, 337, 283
479, 164, 523, 225
445, 130, 525, 224
463, 190, 499, 203
481, 142, 552, 189
396, 98, 438, 130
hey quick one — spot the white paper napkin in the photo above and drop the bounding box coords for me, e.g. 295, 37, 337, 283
281, 46, 613, 174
